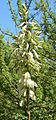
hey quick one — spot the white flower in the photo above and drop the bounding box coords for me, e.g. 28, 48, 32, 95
38, 45, 42, 49
29, 90, 36, 100
24, 90, 26, 97
28, 51, 34, 63
19, 33, 25, 39
22, 52, 26, 57
28, 31, 31, 40
31, 39, 36, 45
20, 100, 24, 107
22, 25, 27, 32
33, 49, 39, 59
24, 72, 37, 89
27, 79, 37, 89
24, 72, 31, 80
26, 43, 29, 51
19, 78, 22, 83
19, 22, 25, 27
36, 31, 42, 34
28, 51, 33, 58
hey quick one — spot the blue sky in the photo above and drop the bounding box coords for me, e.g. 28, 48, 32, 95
0, 0, 17, 34
0, 0, 55, 35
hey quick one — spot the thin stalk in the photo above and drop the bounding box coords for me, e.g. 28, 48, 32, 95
28, 111, 30, 120
26, 88, 30, 120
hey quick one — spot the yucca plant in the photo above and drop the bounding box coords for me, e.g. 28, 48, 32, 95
11, 3, 42, 119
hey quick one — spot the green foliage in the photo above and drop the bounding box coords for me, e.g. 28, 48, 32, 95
0, 0, 56, 119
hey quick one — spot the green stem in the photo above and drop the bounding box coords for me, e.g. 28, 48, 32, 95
26, 88, 30, 120
26, 88, 29, 111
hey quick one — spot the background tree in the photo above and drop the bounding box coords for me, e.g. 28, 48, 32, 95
0, 0, 56, 120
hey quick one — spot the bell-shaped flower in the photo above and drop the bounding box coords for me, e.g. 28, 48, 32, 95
24, 72, 31, 80
33, 49, 39, 59
18, 72, 37, 99
27, 79, 37, 89
31, 39, 37, 45
29, 90, 36, 100
24, 72, 37, 89
19, 22, 25, 27
27, 51, 35, 63
19, 100, 24, 107
23, 90, 27, 97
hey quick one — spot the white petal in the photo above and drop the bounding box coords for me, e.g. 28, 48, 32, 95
19, 78, 22, 83
27, 79, 37, 89
31, 39, 36, 45
19, 22, 25, 27
20, 100, 24, 107
33, 49, 39, 58
29, 90, 36, 100
24, 90, 26, 96
24, 72, 31, 80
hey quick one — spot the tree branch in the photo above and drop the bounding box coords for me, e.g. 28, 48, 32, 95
0, 28, 13, 37
25, 0, 28, 8
8, 0, 18, 31
27, 0, 33, 10
2, 73, 19, 95
0, 27, 18, 40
